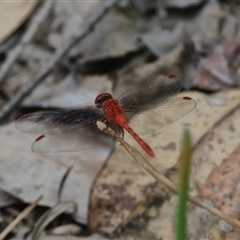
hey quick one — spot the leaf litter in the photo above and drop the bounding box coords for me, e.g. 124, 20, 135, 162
1, 0, 240, 239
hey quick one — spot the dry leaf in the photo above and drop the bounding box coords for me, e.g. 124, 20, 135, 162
142, 89, 240, 239
22, 74, 112, 108
47, 1, 100, 49
0, 122, 112, 224
199, 144, 240, 239
192, 38, 238, 91
89, 89, 240, 236
0, 1, 38, 43
69, 8, 140, 65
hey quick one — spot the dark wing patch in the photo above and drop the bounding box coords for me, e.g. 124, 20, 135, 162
16, 105, 103, 134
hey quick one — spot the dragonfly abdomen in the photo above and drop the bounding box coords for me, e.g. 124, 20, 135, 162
115, 115, 155, 158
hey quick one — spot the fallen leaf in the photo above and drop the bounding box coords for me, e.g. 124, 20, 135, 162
192, 38, 238, 91
47, 1, 100, 49
0, 122, 112, 224
89, 89, 240, 236
69, 8, 140, 65
0, 1, 38, 43
141, 22, 185, 58
22, 74, 112, 108
199, 144, 240, 239
141, 88, 240, 239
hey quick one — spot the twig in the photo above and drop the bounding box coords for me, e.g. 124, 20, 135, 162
0, 0, 117, 122
0, 195, 43, 240
99, 122, 240, 230
0, 0, 53, 84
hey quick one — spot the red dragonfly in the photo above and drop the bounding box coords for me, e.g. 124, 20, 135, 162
16, 75, 196, 158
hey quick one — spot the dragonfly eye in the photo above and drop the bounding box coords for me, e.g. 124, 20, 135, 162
95, 93, 113, 108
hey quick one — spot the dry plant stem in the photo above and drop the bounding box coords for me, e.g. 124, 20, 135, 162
102, 127, 240, 230
0, 0, 53, 84
0, 195, 43, 240
0, 0, 117, 121
31, 201, 77, 240
57, 165, 73, 203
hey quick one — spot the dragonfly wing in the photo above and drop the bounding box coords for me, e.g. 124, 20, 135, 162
119, 75, 182, 113
31, 121, 117, 152
16, 105, 102, 134
126, 97, 196, 135
16, 105, 121, 152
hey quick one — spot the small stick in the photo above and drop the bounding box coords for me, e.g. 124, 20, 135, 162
0, 195, 43, 240
0, 0, 117, 122
99, 123, 240, 230
0, 0, 53, 84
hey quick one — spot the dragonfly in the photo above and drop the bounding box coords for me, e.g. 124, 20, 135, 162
16, 75, 196, 158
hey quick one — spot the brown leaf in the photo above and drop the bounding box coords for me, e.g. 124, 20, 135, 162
89, 89, 240, 237
200, 144, 240, 238
0, 1, 38, 43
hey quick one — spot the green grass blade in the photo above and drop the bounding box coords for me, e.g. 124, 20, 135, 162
175, 129, 192, 240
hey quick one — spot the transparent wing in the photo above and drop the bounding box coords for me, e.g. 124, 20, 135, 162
31, 122, 118, 152
126, 97, 196, 135
16, 105, 120, 152
119, 75, 182, 112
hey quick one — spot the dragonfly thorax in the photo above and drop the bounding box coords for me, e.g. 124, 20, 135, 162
102, 98, 125, 122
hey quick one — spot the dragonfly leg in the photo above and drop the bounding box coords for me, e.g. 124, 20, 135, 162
112, 125, 124, 139
101, 119, 115, 139
118, 126, 124, 139
101, 118, 123, 140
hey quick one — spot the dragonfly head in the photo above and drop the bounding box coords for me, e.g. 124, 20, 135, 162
95, 93, 113, 108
